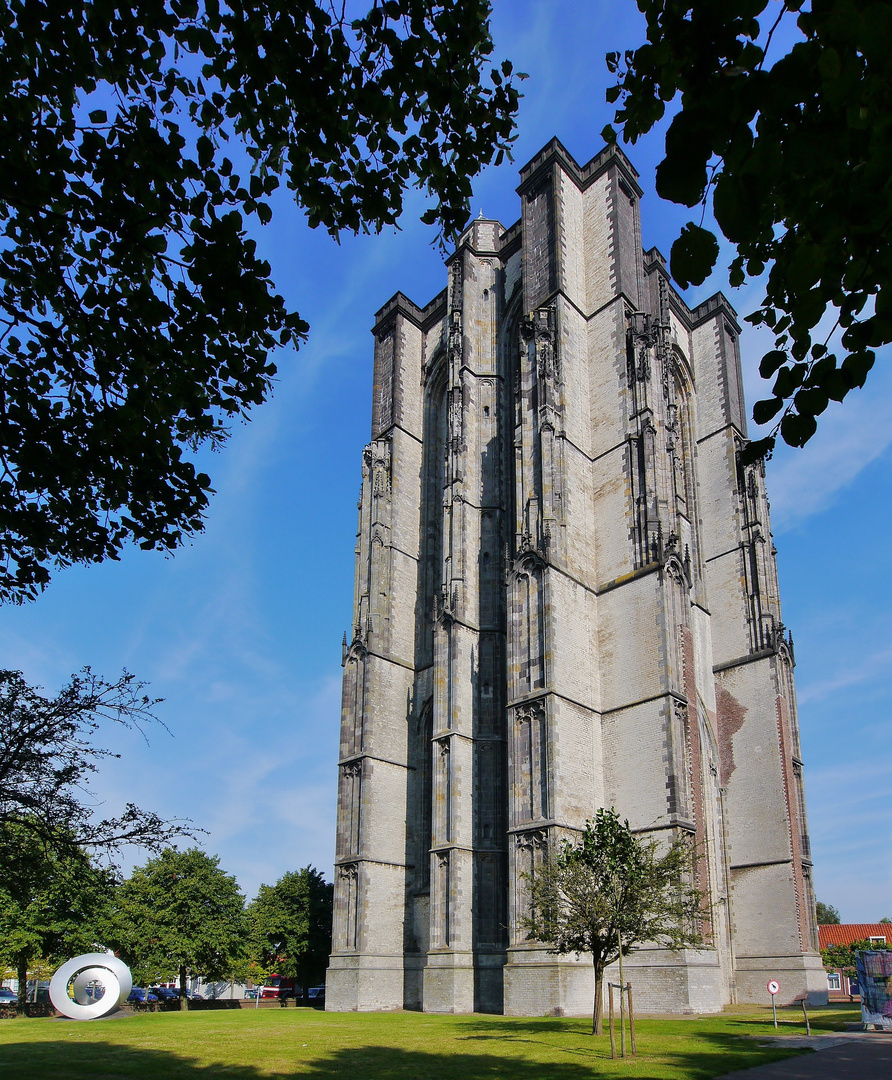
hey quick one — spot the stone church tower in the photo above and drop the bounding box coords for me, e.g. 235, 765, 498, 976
326, 139, 826, 1015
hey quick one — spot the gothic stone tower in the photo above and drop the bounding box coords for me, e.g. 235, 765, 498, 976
326, 139, 826, 1015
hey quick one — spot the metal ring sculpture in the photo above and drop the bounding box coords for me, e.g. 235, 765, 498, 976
49, 953, 132, 1020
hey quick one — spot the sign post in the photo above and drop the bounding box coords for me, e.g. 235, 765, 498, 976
767, 979, 780, 1028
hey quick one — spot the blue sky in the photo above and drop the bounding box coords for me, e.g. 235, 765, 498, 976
1, 1, 889, 922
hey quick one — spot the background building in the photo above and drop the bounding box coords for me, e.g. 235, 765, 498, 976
819, 923, 892, 1000
326, 139, 826, 1015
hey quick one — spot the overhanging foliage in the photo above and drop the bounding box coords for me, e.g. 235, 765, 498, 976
0, 1, 521, 601
605, 0, 891, 460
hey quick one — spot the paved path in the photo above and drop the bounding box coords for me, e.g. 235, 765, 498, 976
717, 1033, 892, 1079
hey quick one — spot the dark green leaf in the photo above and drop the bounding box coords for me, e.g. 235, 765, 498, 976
773, 363, 808, 398
759, 350, 787, 378
794, 386, 829, 416
780, 411, 818, 447
670, 224, 719, 289
753, 396, 784, 424
841, 350, 876, 388
741, 435, 775, 464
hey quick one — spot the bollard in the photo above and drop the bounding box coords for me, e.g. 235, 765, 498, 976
800, 997, 811, 1036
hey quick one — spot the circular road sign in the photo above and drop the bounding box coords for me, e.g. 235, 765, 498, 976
767, 980, 780, 996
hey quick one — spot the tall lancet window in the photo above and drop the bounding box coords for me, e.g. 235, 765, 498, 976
511, 559, 546, 696
666, 358, 688, 502
336, 760, 362, 861
416, 700, 433, 890
668, 353, 700, 581
418, 358, 447, 667
340, 650, 365, 759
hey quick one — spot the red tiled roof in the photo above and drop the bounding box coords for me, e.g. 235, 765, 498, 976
818, 924, 892, 948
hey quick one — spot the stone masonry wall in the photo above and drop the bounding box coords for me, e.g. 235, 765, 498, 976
327, 139, 826, 1015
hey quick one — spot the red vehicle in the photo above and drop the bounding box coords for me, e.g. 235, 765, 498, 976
259, 975, 297, 1000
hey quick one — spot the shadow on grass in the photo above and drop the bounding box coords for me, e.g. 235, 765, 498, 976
0, 1041, 591, 1080
455, 1005, 860, 1042
731, 1006, 860, 1034
0, 1036, 808, 1080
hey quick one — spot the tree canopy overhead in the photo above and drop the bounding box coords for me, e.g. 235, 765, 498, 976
605, 0, 891, 460
0, 1, 521, 602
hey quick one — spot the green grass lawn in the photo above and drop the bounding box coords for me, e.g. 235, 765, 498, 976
0, 1003, 861, 1080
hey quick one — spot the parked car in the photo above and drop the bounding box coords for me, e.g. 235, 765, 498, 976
26, 979, 50, 1003
307, 986, 325, 1007
127, 987, 158, 1004
259, 974, 300, 1000
0, 988, 18, 1005
151, 985, 205, 1001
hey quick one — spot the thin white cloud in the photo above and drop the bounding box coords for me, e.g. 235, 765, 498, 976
765, 385, 892, 533
807, 755, 892, 789
807, 755, 892, 920
798, 646, 892, 705
0, 631, 82, 688
85, 670, 341, 897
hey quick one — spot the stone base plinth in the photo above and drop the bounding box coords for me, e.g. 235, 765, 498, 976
504, 948, 596, 1016
734, 952, 829, 1006
609, 948, 728, 1014
504, 946, 729, 1017
325, 954, 403, 1012
422, 950, 475, 1013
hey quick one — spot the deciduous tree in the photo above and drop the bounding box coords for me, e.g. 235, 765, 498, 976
0, 667, 190, 861
0, 1, 521, 601
104, 847, 247, 1007
0, 821, 114, 1009
604, 0, 892, 459
248, 866, 333, 1000
815, 899, 841, 924
522, 809, 704, 1035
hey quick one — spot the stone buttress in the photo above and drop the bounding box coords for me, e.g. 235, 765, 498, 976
325, 139, 826, 1015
